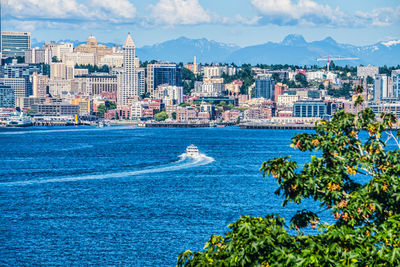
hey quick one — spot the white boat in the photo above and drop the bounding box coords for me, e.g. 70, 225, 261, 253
186, 144, 199, 156
6, 112, 32, 127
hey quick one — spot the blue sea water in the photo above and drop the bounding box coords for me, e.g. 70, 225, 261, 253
0, 126, 325, 266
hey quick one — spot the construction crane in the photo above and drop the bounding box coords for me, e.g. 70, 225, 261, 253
315, 56, 359, 72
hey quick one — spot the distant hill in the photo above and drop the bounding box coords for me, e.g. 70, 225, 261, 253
33, 35, 400, 66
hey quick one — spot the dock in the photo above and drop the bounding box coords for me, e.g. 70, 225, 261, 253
239, 123, 315, 130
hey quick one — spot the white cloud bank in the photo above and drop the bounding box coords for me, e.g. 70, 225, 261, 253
148, 0, 213, 26
250, 0, 400, 27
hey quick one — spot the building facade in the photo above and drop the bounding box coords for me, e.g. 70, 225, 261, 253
255, 77, 274, 99
31, 73, 49, 97
147, 63, 182, 97
1, 32, 31, 58
117, 34, 138, 106
293, 100, 326, 117
0, 84, 14, 107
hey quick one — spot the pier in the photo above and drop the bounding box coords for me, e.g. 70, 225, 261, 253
145, 122, 210, 128
239, 123, 315, 130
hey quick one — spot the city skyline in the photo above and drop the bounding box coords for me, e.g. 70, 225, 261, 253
2, 0, 400, 47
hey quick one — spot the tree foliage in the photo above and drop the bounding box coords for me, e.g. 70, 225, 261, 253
328, 82, 352, 99
75, 64, 109, 73
154, 111, 168, 121
178, 92, 400, 266
295, 73, 308, 88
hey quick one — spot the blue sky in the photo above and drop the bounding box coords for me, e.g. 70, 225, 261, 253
2, 0, 400, 47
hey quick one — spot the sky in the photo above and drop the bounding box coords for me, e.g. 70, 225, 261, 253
2, 0, 400, 47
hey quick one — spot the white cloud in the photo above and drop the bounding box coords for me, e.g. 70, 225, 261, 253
148, 0, 212, 26
3, 0, 137, 23
355, 6, 400, 27
250, 0, 349, 27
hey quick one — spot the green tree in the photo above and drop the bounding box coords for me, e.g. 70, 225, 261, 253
105, 100, 116, 110
328, 82, 352, 99
271, 73, 282, 83
171, 112, 177, 120
97, 104, 107, 118
154, 111, 168, 121
295, 73, 308, 88
179, 103, 191, 107
366, 75, 374, 85
178, 89, 400, 266
52, 56, 60, 63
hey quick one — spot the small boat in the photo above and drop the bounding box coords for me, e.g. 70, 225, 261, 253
186, 144, 199, 156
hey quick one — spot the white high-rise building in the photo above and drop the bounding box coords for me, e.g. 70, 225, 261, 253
117, 34, 138, 106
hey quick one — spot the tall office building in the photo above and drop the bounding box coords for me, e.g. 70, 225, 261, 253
1, 32, 31, 58
393, 73, 400, 100
255, 77, 274, 99
0, 84, 15, 107
373, 75, 389, 101
137, 68, 146, 96
147, 63, 182, 97
117, 33, 138, 106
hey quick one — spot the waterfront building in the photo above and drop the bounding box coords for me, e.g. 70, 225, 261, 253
31, 103, 80, 117
255, 77, 274, 99
16, 97, 46, 109
146, 63, 182, 97
117, 33, 139, 106
31, 73, 49, 97
25, 48, 52, 64
74, 35, 112, 61
155, 84, 183, 105
71, 98, 91, 115
369, 102, 400, 119
293, 100, 326, 117
222, 110, 240, 122
200, 104, 216, 120
357, 65, 379, 78
0, 84, 14, 107
244, 107, 273, 120
1, 32, 30, 58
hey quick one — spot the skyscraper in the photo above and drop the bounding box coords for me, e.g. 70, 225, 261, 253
1, 32, 31, 58
117, 33, 138, 106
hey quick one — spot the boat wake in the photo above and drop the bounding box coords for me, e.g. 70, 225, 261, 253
0, 153, 214, 186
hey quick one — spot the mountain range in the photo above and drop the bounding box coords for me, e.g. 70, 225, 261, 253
33, 34, 400, 66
